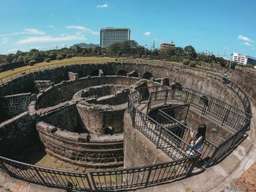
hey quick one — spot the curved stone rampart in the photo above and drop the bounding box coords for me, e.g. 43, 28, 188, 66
0, 59, 254, 192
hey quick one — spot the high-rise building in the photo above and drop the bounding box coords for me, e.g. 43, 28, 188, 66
232, 52, 256, 65
100, 28, 131, 48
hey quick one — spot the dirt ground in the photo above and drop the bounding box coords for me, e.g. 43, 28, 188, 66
235, 162, 256, 192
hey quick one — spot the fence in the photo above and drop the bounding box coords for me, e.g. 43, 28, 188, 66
132, 82, 251, 166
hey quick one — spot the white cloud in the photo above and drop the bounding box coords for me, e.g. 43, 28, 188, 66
96, 3, 108, 8
238, 35, 255, 48
66, 25, 99, 35
16, 34, 85, 45
144, 32, 151, 36
238, 35, 254, 43
243, 41, 253, 47
0, 28, 46, 37
24, 28, 46, 35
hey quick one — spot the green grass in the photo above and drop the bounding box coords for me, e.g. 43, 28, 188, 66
0, 56, 116, 81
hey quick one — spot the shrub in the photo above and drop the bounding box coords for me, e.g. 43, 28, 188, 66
44, 58, 51, 62
183, 59, 190, 65
29, 59, 36, 65
189, 61, 197, 67
56, 54, 64, 60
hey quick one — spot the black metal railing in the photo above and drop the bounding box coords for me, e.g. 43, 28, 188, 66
90, 157, 197, 191
134, 82, 251, 166
0, 156, 92, 191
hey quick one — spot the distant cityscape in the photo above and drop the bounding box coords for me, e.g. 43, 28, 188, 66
98, 27, 256, 66
231, 52, 256, 65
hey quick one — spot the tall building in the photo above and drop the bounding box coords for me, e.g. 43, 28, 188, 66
232, 52, 256, 65
100, 28, 131, 48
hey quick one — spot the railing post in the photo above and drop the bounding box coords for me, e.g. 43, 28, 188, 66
184, 104, 190, 122
87, 172, 97, 192
146, 95, 152, 114
86, 172, 95, 192
186, 156, 198, 176
154, 87, 158, 101
164, 89, 168, 105
185, 91, 189, 103
131, 107, 136, 127
156, 126, 163, 148
34, 169, 48, 186
145, 167, 153, 187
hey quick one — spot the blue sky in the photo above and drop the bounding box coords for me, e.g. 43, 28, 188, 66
0, 0, 255, 57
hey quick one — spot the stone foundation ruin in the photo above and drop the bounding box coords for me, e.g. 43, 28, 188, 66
0, 59, 254, 192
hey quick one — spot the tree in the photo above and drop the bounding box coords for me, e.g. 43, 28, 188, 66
151, 49, 159, 56
6, 54, 15, 63
184, 45, 197, 59
108, 40, 143, 56
16, 55, 24, 63
174, 47, 184, 57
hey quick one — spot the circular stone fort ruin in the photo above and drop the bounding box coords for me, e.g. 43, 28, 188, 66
0, 59, 255, 192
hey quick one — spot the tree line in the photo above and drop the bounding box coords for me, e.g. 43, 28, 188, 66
0, 40, 231, 69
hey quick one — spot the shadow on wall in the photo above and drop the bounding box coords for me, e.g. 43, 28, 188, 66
142, 72, 153, 80
0, 112, 43, 160
117, 70, 128, 76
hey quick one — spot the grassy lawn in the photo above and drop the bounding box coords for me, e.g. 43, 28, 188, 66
0, 56, 116, 81
0, 56, 184, 83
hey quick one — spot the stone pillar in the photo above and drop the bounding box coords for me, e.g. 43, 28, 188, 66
68, 72, 79, 81
34, 80, 53, 92
76, 103, 105, 135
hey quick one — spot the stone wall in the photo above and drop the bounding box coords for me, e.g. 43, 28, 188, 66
123, 111, 171, 168
41, 104, 86, 133
0, 112, 38, 157
0, 92, 31, 117
0, 64, 117, 96
36, 121, 124, 168
186, 109, 232, 146
0, 62, 243, 112
36, 76, 139, 109
76, 103, 126, 135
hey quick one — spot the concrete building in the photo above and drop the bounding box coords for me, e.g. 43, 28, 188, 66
232, 52, 256, 65
100, 28, 131, 48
